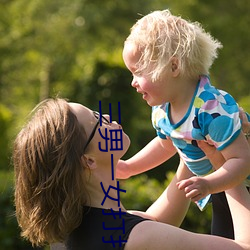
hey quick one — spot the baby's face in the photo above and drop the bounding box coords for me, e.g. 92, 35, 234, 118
123, 42, 174, 106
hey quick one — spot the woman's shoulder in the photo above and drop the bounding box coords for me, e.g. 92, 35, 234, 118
65, 206, 148, 250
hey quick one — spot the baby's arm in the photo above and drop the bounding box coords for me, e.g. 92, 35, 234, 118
116, 136, 177, 179
178, 132, 250, 201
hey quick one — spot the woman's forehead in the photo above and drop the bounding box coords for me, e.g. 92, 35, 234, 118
68, 102, 91, 114
68, 103, 95, 133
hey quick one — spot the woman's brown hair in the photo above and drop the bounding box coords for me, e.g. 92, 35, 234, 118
13, 98, 88, 246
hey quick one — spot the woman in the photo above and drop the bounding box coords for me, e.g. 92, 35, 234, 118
13, 98, 250, 249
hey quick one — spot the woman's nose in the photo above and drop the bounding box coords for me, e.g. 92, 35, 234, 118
103, 114, 111, 123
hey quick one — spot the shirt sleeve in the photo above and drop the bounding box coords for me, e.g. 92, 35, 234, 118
197, 90, 241, 151
151, 105, 170, 140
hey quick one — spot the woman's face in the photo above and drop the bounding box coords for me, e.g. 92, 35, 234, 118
68, 103, 130, 159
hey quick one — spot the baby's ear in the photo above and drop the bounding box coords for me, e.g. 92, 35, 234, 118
171, 57, 180, 76
82, 155, 97, 169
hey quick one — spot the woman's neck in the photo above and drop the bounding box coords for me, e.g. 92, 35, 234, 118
84, 163, 126, 211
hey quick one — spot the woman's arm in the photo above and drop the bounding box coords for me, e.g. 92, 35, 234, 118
225, 183, 250, 245
202, 109, 250, 194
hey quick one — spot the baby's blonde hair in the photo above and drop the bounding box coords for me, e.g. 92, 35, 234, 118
125, 9, 222, 81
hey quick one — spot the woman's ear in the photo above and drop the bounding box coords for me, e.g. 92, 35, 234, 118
82, 155, 97, 169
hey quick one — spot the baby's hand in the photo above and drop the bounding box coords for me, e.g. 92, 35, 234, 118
116, 160, 131, 179
177, 176, 211, 202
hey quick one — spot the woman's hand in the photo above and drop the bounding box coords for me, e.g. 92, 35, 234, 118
239, 107, 250, 141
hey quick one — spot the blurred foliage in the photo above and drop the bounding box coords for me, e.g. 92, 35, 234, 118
0, 0, 249, 248
0, 104, 12, 169
1, 0, 249, 169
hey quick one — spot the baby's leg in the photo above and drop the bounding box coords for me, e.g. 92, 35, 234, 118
146, 159, 193, 226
